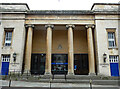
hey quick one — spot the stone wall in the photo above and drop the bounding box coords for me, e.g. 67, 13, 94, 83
95, 14, 118, 76
0, 13, 26, 73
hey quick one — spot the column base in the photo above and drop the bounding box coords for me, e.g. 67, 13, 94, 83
43, 72, 52, 79
67, 72, 75, 79
89, 73, 96, 76
44, 72, 52, 76
23, 70, 31, 75
67, 72, 74, 75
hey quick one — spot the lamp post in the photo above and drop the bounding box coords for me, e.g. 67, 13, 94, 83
90, 79, 92, 89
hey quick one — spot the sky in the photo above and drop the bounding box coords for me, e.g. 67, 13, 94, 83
0, 0, 119, 10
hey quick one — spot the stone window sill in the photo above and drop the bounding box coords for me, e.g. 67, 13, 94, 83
2, 46, 12, 49
108, 47, 118, 50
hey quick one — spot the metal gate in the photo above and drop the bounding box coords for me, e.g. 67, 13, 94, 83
109, 56, 119, 76
1, 55, 10, 75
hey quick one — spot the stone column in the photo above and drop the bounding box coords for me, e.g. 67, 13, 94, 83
66, 25, 75, 75
24, 24, 34, 73
45, 25, 54, 75
85, 25, 95, 75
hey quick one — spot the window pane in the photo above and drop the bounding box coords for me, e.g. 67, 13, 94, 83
2, 55, 10, 62
109, 55, 119, 63
108, 32, 116, 47
5, 31, 12, 46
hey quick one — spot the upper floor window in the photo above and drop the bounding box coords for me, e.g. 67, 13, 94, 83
4, 29, 13, 46
108, 32, 116, 48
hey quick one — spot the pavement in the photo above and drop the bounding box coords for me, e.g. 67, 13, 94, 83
0, 80, 120, 89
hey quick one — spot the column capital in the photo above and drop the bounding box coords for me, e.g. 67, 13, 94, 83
25, 24, 34, 28
85, 24, 95, 29
66, 25, 75, 29
45, 24, 54, 29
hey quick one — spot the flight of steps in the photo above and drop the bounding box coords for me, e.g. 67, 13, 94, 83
1, 74, 120, 85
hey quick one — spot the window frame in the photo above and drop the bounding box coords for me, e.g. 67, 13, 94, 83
3, 28, 14, 47
106, 28, 117, 49
1, 54, 10, 62
109, 55, 119, 63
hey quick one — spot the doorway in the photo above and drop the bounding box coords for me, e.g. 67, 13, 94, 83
1, 55, 10, 75
52, 54, 68, 74
31, 54, 45, 75
74, 54, 89, 75
109, 55, 119, 76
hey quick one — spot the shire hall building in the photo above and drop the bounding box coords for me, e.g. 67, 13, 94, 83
0, 3, 120, 77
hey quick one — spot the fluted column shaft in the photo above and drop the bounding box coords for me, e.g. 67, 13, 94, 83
45, 25, 54, 75
24, 25, 34, 73
86, 25, 95, 75
66, 25, 75, 75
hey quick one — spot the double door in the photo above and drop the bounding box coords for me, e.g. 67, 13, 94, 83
74, 54, 89, 75
31, 54, 45, 75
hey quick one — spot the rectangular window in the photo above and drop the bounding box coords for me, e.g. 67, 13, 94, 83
2, 55, 10, 62
108, 32, 116, 47
4, 29, 13, 46
109, 55, 119, 63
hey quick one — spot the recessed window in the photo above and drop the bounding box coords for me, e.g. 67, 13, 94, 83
4, 29, 13, 46
108, 32, 116, 48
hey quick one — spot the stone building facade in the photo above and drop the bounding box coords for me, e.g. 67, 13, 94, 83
0, 3, 120, 76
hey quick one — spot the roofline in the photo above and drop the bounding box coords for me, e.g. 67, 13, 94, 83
91, 3, 120, 10
0, 3, 30, 10
27, 10, 94, 15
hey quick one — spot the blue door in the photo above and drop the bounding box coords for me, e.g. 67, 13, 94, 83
109, 56, 119, 76
110, 63, 119, 76
1, 62, 9, 75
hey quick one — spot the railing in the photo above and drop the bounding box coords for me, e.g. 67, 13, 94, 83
52, 70, 67, 80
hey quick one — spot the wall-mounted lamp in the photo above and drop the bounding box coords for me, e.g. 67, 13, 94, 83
103, 53, 107, 63
13, 52, 17, 62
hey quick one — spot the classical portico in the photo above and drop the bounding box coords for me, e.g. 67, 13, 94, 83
24, 23, 96, 76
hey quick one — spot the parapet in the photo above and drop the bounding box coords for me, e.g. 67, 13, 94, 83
91, 3, 120, 11
0, 3, 29, 11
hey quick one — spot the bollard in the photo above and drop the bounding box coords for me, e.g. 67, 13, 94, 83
9, 79, 11, 87
90, 79, 92, 89
52, 74, 54, 80
65, 74, 66, 80
50, 77, 52, 89
27, 71, 28, 79
9, 74, 11, 87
